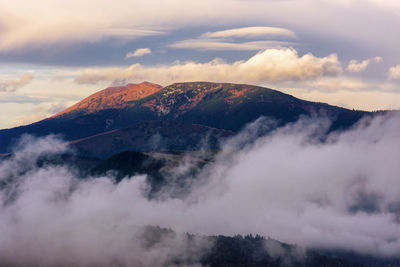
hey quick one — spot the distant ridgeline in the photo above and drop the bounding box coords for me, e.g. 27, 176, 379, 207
0, 81, 370, 155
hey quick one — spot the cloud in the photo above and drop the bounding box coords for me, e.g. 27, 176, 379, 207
75, 48, 342, 85
125, 48, 152, 59
0, 0, 300, 53
346, 56, 382, 73
170, 40, 293, 51
0, 0, 223, 52
0, 135, 211, 266
201, 26, 297, 39
389, 65, 400, 79
189, 113, 400, 257
0, 73, 33, 92
3, 113, 400, 266
278, 77, 400, 110
99, 29, 164, 39
0, 0, 399, 70
171, 26, 296, 51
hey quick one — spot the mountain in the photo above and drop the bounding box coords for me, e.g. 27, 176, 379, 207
53, 81, 162, 118
70, 120, 233, 159
137, 82, 368, 131
0, 82, 371, 153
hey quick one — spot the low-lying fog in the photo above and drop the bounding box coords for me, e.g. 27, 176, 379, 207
1, 113, 400, 266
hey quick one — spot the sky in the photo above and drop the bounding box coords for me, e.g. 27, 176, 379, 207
1, 0, 400, 128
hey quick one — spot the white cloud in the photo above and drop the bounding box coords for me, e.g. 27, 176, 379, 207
201, 26, 297, 39
389, 65, 400, 79
196, 114, 400, 256
99, 29, 164, 39
0, 73, 33, 92
3, 113, 400, 265
346, 56, 382, 73
171, 26, 296, 51
125, 48, 152, 59
170, 40, 293, 51
0, 136, 209, 266
75, 48, 342, 85
346, 60, 369, 73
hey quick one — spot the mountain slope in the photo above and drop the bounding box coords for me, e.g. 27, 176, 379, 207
69, 120, 233, 158
53, 81, 162, 118
0, 82, 370, 153
139, 82, 367, 131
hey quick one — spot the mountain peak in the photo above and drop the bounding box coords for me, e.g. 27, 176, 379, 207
53, 82, 162, 118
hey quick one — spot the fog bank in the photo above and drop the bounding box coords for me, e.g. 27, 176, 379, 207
1, 113, 400, 265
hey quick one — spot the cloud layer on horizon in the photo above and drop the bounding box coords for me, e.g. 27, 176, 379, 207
75, 48, 342, 85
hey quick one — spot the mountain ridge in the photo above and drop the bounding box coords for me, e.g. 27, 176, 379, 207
53, 81, 162, 118
0, 81, 371, 154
